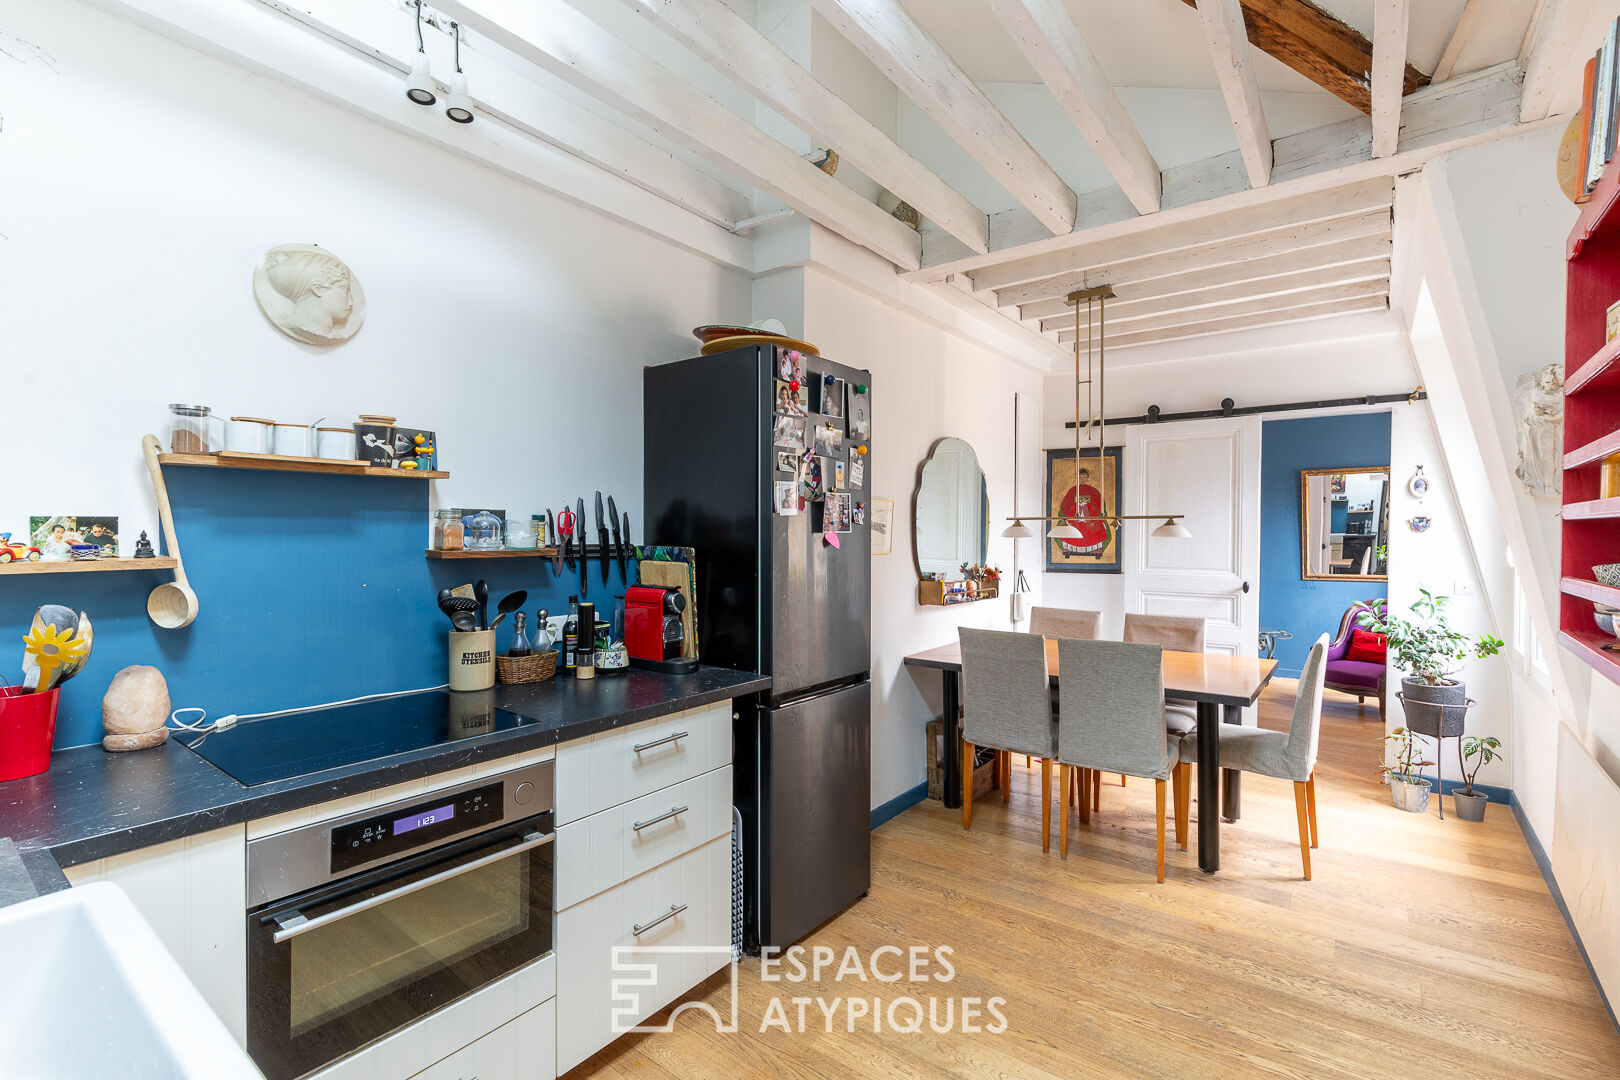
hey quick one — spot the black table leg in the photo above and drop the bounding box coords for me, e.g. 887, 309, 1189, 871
1196, 700, 1221, 873
942, 671, 962, 810
1221, 703, 1242, 823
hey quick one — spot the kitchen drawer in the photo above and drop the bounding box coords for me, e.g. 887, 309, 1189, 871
554, 701, 731, 825
556, 765, 732, 910
556, 834, 732, 1074
311, 955, 554, 1080
411, 999, 554, 1080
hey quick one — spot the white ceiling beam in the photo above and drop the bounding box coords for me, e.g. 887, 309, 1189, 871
1104, 296, 1391, 349
1518, 0, 1620, 121
1018, 233, 1391, 320
615, 0, 990, 254
915, 60, 1528, 278
1038, 259, 1390, 331
972, 177, 1391, 294
1371, 0, 1413, 157
1433, 0, 1488, 82
1194, 0, 1273, 187
990, 0, 1161, 214
809, 0, 1077, 234
436, 0, 921, 269
1054, 278, 1390, 341
993, 209, 1391, 308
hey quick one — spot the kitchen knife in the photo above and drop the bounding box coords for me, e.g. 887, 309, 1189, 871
576, 496, 589, 596
594, 491, 610, 586
559, 506, 574, 571
622, 511, 632, 572
607, 495, 626, 585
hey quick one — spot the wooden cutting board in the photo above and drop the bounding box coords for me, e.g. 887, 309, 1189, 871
1558, 109, 1590, 206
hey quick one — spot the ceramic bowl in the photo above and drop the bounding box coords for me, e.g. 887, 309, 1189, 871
1594, 563, 1620, 588
1595, 609, 1620, 639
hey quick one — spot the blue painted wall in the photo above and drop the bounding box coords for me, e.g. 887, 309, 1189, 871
1259, 413, 1390, 678
5, 469, 609, 749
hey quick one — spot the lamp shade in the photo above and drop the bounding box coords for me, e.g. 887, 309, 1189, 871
1046, 521, 1082, 540
405, 51, 436, 106
1002, 519, 1035, 539
445, 71, 473, 123
1151, 517, 1192, 539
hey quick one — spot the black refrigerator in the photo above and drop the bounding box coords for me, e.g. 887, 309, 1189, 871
645, 344, 872, 952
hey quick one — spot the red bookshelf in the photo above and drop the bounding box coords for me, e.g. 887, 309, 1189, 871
1562, 155, 1620, 686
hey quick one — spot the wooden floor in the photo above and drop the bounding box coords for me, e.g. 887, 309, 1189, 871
568, 681, 1620, 1080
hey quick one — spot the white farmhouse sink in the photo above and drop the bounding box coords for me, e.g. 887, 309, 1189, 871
0, 881, 262, 1079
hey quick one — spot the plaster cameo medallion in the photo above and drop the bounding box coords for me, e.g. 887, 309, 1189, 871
253, 244, 365, 345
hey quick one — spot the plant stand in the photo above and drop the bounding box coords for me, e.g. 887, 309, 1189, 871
1396, 692, 1475, 821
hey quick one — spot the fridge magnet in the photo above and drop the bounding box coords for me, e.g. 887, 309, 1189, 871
849, 459, 865, 488
834, 460, 846, 490
871, 499, 894, 555
30, 516, 119, 559
1045, 447, 1123, 574
823, 531, 840, 548
813, 422, 843, 456
773, 481, 799, 515
774, 380, 807, 416
772, 415, 806, 449
849, 386, 870, 439
826, 492, 853, 532
817, 376, 845, 418
775, 450, 798, 473
854, 501, 866, 526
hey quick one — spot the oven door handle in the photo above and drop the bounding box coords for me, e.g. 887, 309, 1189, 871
271, 830, 552, 944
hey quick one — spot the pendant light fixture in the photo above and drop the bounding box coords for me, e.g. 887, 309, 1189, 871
1006, 285, 1190, 543
405, 1, 436, 106
444, 21, 474, 124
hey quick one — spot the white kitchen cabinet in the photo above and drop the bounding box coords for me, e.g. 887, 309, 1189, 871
553, 702, 731, 825
410, 999, 555, 1080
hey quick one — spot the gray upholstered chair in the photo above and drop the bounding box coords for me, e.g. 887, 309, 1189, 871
1123, 613, 1206, 736
1054, 639, 1186, 881
1177, 634, 1329, 879
958, 628, 1058, 851
1029, 606, 1102, 640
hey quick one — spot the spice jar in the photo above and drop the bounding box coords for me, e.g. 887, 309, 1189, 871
168, 404, 214, 454
1603, 453, 1620, 500
435, 509, 465, 551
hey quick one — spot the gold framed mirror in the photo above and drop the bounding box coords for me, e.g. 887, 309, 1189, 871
1300, 467, 1389, 581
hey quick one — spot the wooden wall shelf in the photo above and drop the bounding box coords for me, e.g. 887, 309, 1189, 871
158, 452, 447, 479
0, 557, 178, 576
918, 580, 999, 607
1561, 575, 1620, 609
425, 549, 560, 560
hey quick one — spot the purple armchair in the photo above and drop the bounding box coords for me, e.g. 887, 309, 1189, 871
1324, 599, 1387, 720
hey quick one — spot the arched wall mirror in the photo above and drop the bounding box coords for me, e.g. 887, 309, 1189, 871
1301, 467, 1390, 581
913, 437, 992, 605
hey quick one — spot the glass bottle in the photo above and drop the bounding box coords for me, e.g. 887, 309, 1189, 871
508, 612, 532, 657
533, 609, 552, 651
564, 597, 579, 670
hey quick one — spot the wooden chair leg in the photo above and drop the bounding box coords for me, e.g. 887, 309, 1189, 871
1041, 759, 1051, 852
1170, 763, 1185, 850
1120, 774, 1127, 787
1059, 766, 1070, 859
1306, 772, 1319, 849
1026, 755, 1032, 768
1092, 769, 1101, 813
1155, 779, 1167, 883
1175, 762, 1191, 851
1293, 781, 1313, 880
1077, 767, 1091, 825
962, 739, 973, 830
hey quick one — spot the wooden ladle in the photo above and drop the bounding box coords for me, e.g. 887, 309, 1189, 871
141, 434, 199, 629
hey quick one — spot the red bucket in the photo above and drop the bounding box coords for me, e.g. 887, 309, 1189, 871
0, 685, 59, 782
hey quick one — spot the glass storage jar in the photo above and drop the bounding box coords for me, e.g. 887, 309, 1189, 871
168, 404, 214, 454
464, 510, 504, 550
435, 509, 465, 551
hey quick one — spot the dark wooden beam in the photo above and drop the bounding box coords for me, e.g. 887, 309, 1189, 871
1176, 0, 1429, 114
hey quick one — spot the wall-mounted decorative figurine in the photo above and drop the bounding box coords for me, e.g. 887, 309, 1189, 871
132, 531, 155, 558
1406, 466, 1429, 498
871, 499, 894, 555
1512, 362, 1564, 496
1408, 513, 1432, 532
253, 243, 365, 345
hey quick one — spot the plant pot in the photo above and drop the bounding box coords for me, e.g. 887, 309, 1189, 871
1390, 775, 1431, 813
1452, 790, 1489, 822
1398, 677, 1468, 738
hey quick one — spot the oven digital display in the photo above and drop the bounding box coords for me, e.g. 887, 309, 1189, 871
394, 803, 455, 836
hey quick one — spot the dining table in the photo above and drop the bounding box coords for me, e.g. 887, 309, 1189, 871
903, 639, 1278, 873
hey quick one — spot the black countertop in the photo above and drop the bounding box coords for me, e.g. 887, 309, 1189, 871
0, 666, 767, 875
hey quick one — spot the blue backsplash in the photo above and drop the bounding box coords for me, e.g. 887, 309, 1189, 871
5, 469, 609, 749
1259, 413, 1390, 679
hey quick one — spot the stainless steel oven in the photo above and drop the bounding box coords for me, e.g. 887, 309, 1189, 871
245, 761, 554, 1080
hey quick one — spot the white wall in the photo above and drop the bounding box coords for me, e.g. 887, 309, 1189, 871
801, 265, 1045, 809
0, 0, 751, 547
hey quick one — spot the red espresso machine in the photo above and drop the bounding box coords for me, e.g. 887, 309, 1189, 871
625, 585, 697, 673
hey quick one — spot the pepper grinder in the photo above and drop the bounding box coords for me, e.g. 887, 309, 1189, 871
575, 601, 596, 679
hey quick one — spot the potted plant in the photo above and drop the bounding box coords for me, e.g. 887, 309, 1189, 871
1359, 589, 1503, 731
1452, 735, 1501, 822
1380, 727, 1434, 812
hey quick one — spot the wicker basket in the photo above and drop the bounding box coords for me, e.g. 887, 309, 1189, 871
496, 649, 557, 685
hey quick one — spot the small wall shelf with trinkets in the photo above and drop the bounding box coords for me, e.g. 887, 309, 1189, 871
0, 557, 179, 577
918, 580, 1000, 606
158, 452, 448, 479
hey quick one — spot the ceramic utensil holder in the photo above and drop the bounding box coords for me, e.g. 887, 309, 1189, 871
448, 629, 496, 691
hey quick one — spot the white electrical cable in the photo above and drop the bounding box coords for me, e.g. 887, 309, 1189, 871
169, 685, 450, 747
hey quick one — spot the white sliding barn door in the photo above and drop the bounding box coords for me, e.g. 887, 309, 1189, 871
1123, 417, 1261, 670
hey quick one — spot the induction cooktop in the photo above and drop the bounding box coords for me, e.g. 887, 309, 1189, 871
181, 690, 537, 787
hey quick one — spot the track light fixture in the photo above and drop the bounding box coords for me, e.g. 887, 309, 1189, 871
405, 1, 436, 106
445, 21, 473, 124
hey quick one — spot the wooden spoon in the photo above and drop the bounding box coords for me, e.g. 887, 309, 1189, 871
141, 434, 200, 629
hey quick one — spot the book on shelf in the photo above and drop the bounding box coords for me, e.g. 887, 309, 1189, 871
1585, 17, 1620, 193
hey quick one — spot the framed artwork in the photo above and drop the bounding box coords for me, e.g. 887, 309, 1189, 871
1329, 473, 1347, 495
871, 499, 894, 555
1044, 447, 1123, 573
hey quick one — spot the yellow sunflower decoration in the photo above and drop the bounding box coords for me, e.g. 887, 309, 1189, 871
23, 624, 88, 694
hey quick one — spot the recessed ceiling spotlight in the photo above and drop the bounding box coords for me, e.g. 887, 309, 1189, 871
405, 1, 436, 106
445, 21, 473, 124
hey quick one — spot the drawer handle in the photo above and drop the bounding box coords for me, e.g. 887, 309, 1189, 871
632, 730, 688, 754
633, 902, 688, 936
632, 805, 688, 831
